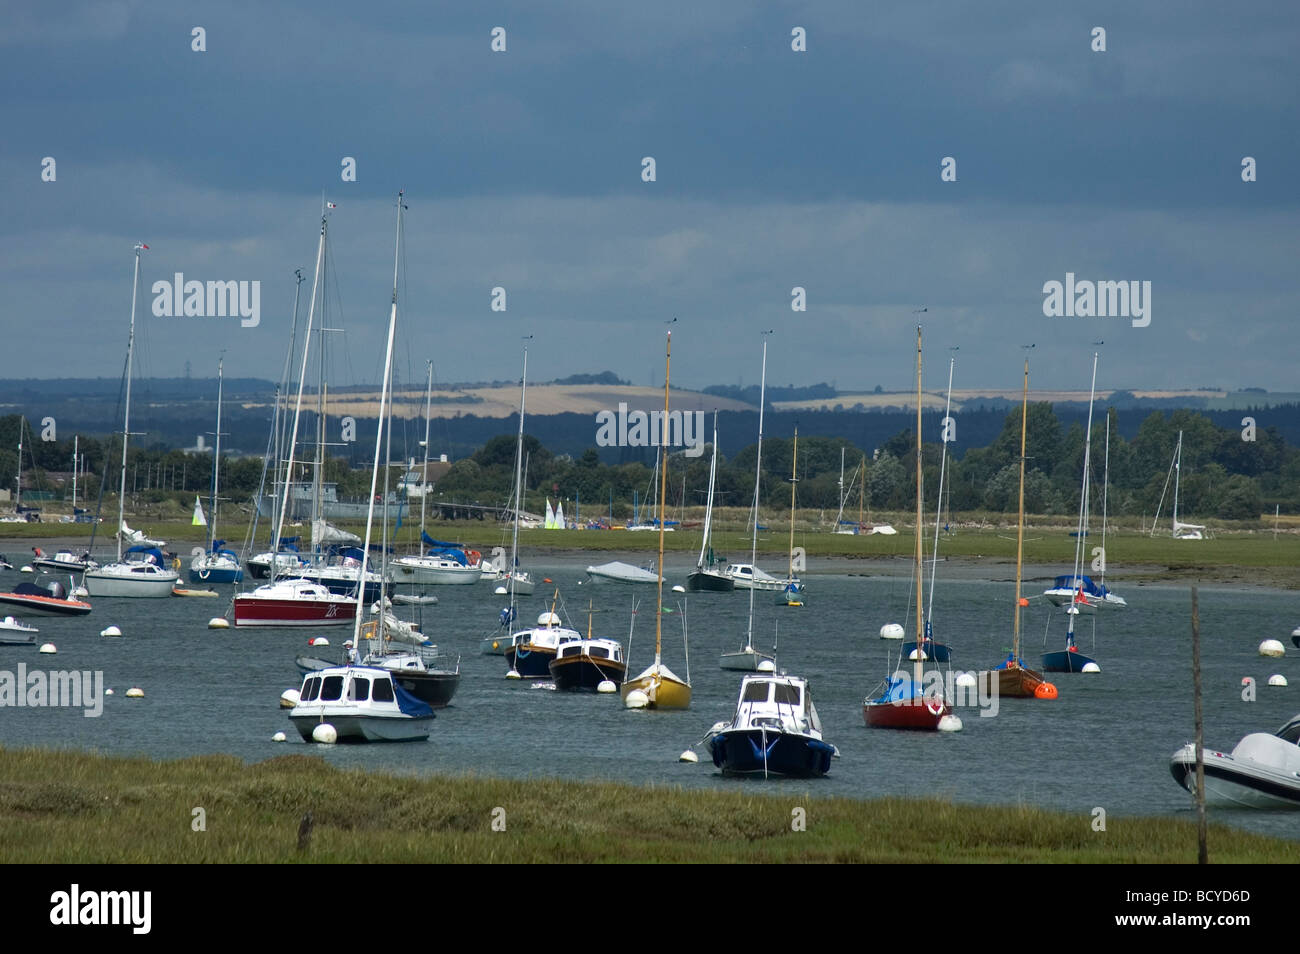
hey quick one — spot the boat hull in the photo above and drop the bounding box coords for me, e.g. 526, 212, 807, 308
0, 594, 92, 617
504, 644, 557, 678
289, 712, 433, 743
985, 664, 1047, 699
719, 649, 774, 671
1041, 648, 1098, 672
709, 728, 833, 778
620, 668, 691, 709
188, 565, 243, 585
685, 570, 735, 592
83, 570, 178, 598
1169, 744, 1300, 809
233, 597, 356, 628
549, 654, 627, 691
392, 560, 481, 585
864, 698, 951, 730
387, 670, 461, 708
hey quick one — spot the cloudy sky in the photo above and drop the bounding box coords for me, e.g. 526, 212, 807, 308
3, 1, 1297, 398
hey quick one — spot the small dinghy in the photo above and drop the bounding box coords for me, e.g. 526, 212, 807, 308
172, 585, 220, 597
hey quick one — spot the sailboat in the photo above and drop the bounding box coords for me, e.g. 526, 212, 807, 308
775, 428, 805, 607
864, 327, 960, 731
724, 344, 782, 593
621, 330, 692, 710
289, 190, 435, 744
686, 411, 734, 591
83, 243, 179, 598
978, 353, 1058, 700
189, 358, 243, 584
1043, 352, 1103, 673
1171, 431, 1205, 540
233, 210, 357, 627
901, 351, 956, 664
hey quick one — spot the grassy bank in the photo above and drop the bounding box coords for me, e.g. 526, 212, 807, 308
0, 747, 1292, 863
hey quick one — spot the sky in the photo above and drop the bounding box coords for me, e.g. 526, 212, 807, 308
2, 1, 1297, 398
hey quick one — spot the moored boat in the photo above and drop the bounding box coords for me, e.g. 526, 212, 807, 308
549, 637, 627, 691
1169, 714, 1300, 809
504, 606, 580, 678
709, 673, 835, 777
585, 560, 658, 585
0, 580, 92, 618
233, 578, 357, 627
289, 665, 434, 742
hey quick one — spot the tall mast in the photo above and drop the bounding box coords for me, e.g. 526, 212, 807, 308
509, 346, 528, 611
696, 410, 718, 571
419, 359, 433, 541
1173, 431, 1183, 534
654, 331, 671, 665
208, 357, 224, 551
1101, 412, 1111, 586
859, 454, 865, 530
927, 352, 955, 626
71, 435, 78, 514
271, 269, 306, 543
273, 215, 328, 580
14, 420, 21, 512
116, 243, 146, 562
1012, 355, 1029, 660
912, 326, 924, 688
1067, 352, 1099, 646
353, 191, 404, 647
787, 427, 798, 581
745, 333, 770, 651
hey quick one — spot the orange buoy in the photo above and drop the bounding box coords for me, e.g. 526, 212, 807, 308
1035, 682, 1059, 700
1018, 597, 1029, 607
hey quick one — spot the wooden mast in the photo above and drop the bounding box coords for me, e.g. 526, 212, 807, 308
655, 331, 669, 666
913, 326, 924, 688
1012, 355, 1028, 663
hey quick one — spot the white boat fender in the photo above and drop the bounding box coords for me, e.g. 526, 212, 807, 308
272, 731, 287, 742
1081, 662, 1101, 673
1268, 674, 1288, 687
597, 680, 617, 693
208, 617, 230, 629
280, 689, 301, 708
624, 689, 650, 709
100, 625, 122, 638
1259, 639, 1285, 658
505, 669, 521, 679
39, 643, 56, 654
938, 715, 963, 732
679, 749, 698, 763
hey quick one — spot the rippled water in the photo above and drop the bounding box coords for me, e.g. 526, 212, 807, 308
3, 548, 1297, 842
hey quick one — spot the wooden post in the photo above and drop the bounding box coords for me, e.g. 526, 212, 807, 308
1191, 585, 1207, 864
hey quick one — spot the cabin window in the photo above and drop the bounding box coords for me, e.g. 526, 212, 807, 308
348, 677, 370, 701
561, 646, 579, 657
301, 676, 320, 701
590, 647, 609, 659
742, 682, 771, 702
372, 679, 394, 702
320, 676, 344, 701
774, 684, 800, 706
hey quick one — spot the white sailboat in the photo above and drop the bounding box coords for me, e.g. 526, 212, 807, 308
189, 358, 243, 584
487, 349, 535, 596
84, 244, 179, 598
1151, 430, 1206, 539
685, 411, 734, 591
725, 341, 781, 592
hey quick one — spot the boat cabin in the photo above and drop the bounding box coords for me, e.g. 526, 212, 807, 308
298, 667, 399, 708
555, 638, 624, 664
731, 674, 823, 738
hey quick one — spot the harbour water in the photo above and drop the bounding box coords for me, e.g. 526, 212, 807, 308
3, 549, 1297, 843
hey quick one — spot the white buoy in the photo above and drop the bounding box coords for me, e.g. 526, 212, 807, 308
1268, 674, 1288, 687
938, 714, 963, 732
955, 671, 977, 689
125, 687, 144, 698
310, 637, 329, 648
908, 649, 928, 661
100, 625, 122, 638
679, 749, 699, 762
20, 565, 33, 573
1081, 662, 1102, 673
757, 659, 776, 672
1259, 639, 1285, 658
624, 688, 650, 709
494, 585, 508, 596
38, 642, 56, 654
280, 688, 301, 708
272, 731, 287, 742
208, 617, 230, 629
105, 689, 114, 695
1293, 626, 1300, 638
596, 679, 617, 693
505, 669, 522, 680
880, 623, 904, 640
311, 723, 337, 744
671, 584, 685, 593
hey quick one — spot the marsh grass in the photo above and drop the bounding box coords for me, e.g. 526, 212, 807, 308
0, 747, 1293, 863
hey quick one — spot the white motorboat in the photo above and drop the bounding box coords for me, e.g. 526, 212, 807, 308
31, 549, 99, 574
232, 577, 357, 627
0, 616, 39, 645
393, 551, 483, 585
723, 562, 784, 591
1170, 714, 1300, 809
707, 673, 835, 778
84, 546, 178, 598
289, 665, 434, 742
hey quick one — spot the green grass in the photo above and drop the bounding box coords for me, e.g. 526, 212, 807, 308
0, 747, 1292, 863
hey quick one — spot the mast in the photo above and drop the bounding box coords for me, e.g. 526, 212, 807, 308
71, 435, 78, 514
1173, 430, 1183, 534
1012, 355, 1029, 661
834, 447, 845, 530
787, 427, 798, 582
509, 347, 528, 610
745, 334, 769, 651
116, 243, 146, 562
419, 359, 433, 542
859, 454, 865, 531
353, 191, 404, 648
696, 411, 718, 571
14, 420, 21, 513
273, 216, 328, 580
208, 357, 224, 551
1067, 352, 1099, 648
912, 326, 924, 689
654, 331, 671, 666
926, 352, 955, 627
1100, 411, 1111, 588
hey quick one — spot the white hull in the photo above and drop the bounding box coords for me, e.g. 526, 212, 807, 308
392, 558, 482, 585
720, 648, 774, 671
1043, 589, 1128, 612
84, 566, 178, 598
1170, 737, 1300, 809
